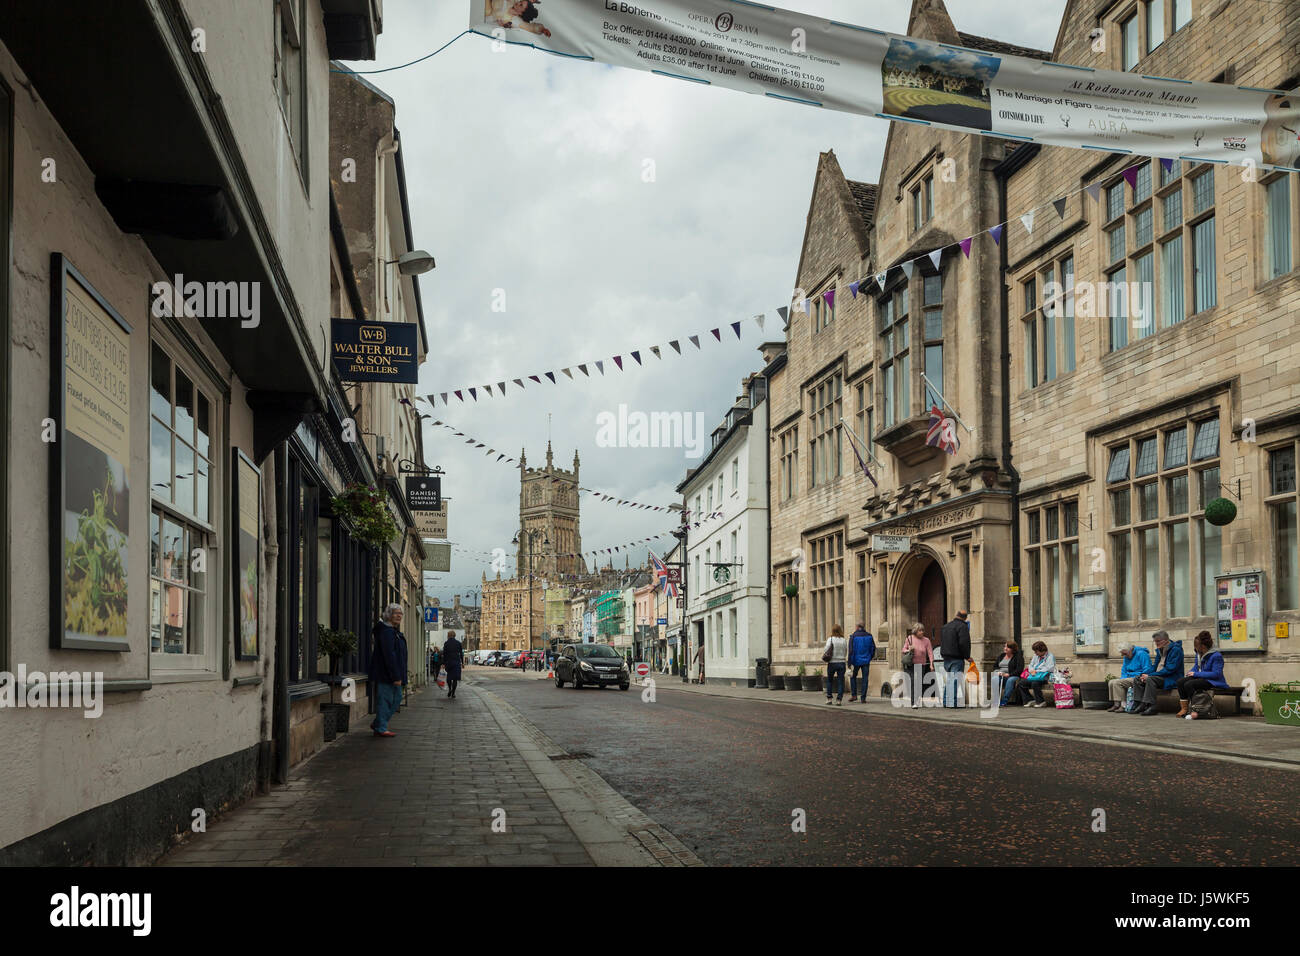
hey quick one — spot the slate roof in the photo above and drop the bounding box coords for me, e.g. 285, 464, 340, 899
846, 180, 878, 230
957, 32, 1051, 61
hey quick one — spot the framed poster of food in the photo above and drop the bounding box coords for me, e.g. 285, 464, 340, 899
232, 450, 261, 661
49, 255, 132, 651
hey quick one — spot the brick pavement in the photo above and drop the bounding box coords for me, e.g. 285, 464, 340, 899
157, 673, 696, 867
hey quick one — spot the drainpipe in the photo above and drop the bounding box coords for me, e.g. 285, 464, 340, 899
993, 146, 1038, 649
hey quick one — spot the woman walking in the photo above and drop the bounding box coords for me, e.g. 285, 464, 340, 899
823, 624, 848, 705
903, 624, 933, 709
442, 630, 463, 699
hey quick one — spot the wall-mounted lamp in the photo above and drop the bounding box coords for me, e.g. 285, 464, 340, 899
386, 250, 436, 276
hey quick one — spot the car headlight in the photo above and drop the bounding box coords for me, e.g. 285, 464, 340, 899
580, 661, 595, 671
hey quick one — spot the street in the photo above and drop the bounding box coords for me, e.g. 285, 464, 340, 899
472, 668, 1300, 866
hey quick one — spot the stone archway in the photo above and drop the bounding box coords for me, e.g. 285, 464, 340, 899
887, 547, 952, 658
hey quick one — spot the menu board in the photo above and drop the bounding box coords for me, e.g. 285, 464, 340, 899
1073, 588, 1107, 655
233, 451, 262, 661
51, 256, 132, 651
1215, 571, 1266, 652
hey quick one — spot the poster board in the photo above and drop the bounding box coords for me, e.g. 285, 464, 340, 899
1215, 570, 1266, 653
414, 499, 449, 539
232, 450, 261, 661
423, 543, 452, 573
50, 255, 133, 652
1072, 588, 1107, 656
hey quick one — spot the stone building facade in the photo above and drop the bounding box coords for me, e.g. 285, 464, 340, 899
518, 442, 585, 578
1002, 0, 1300, 685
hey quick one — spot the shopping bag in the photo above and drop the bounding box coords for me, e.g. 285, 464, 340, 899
436, 668, 446, 689
1124, 685, 1136, 713
1053, 683, 1075, 709
965, 661, 980, 684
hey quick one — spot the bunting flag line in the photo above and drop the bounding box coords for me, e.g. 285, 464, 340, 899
1020, 209, 1035, 235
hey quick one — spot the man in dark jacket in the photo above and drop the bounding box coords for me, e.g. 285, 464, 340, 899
442, 630, 464, 699
847, 624, 876, 703
938, 610, 972, 708
369, 604, 407, 736
1133, 630, 1184, 716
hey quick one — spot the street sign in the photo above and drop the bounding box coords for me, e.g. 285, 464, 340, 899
656, 617, 668, 626
636, 662, 650, 677
666, 567, 681, 585
405, 475, 442, 511
424, 606, 437, 624
331, 318, 419, 383
871, 533, 911, 553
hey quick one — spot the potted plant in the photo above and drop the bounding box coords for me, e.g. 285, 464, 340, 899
1080, 674, 1109, 709
784, 582, 798, 598
1259, 682, 1300, 726
329, 482, 399, 548
318, 624, 358, 676
786, 667, 802, 690
798, 662, 822, 692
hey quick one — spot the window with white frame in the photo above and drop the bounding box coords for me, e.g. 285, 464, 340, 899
150, 339, 218, 664
1106, 416, 1222, 622
922, 270, 944, 408
911, 173, 934, 231
1263, 172, 1294, 281
879, 285, 909, 427
1024, 501, 1079, 628
1267, 442, 1298, 610
809, 372, 842, 488
731, 457, 739, 494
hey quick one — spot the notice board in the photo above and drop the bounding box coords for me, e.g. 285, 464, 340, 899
1073, 588, 1108, 656
1215, 570, 1266, 652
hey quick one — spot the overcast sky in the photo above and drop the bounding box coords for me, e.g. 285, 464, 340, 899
345, 0, 1069, 607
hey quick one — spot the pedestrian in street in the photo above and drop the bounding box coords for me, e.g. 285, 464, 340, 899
993, 640, 1024, 706
822, 624, 848, 705
902, 624, 933, 709
1177, 630, 1226, 719
1132, 630, 1184, 716
939, 610, 972, 708
368, 604, 407, 737
1017, 641, 1056, 707
1106, 642, 1152, 712
443, 630, 464, 699
430, 645, 442, 683
847, 622, 875, 703
693, 640, 705, 684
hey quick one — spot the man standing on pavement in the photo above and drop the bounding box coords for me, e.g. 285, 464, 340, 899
1133, 630, 1184, 716
442, 629, 464, 699
369, 604, 407, 737
847, 622, 876, 704
939, 610, 972, 708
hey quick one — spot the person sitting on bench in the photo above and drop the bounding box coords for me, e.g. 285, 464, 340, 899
1107, 642, 1153, 712
1017, 641, 1055, 708
1132, 630, 1184, 716
1177, 630, 1227, 720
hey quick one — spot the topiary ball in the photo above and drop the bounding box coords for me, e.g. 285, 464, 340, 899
1204, 497, 1237, 526
784, 583, 798, 598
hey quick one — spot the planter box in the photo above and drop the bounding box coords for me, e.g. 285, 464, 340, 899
801, 674, 823, 692
1079, 682, 1109, 710
768, 674, 785, 690
1260, 684, 1300, 727
786, 676, 803, 690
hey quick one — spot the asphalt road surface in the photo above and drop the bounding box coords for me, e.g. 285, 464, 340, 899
471, 668, 1300, 866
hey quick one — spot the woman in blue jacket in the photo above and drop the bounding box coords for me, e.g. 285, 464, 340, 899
1176, 630, 1227, 719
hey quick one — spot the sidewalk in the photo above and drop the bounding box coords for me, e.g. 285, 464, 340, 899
157, 677, 699, 867
624, 671, 1300, 770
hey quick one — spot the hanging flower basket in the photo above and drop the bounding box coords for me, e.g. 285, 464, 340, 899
1204, 497, 1237, 527
784, 583, 798, 598
330, 483, 399, 548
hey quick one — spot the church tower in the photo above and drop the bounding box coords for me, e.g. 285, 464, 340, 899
518, 442, 586, 579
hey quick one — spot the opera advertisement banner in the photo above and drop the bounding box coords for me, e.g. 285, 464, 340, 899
51, 255, 132, 651
471, 0, 1300, 171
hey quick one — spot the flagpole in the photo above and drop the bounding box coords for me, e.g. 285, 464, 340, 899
839, 417, 883, 469
920, 372, 974, 435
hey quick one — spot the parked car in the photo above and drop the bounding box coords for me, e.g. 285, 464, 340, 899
497, 651, 520, 667
554, 643, 630, 690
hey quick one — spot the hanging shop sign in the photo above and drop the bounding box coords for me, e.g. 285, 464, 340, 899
405, 475, 442, 511
50, 255, 132, 652
331, 319, 419, 384
424, 543, 452, 573
1215, 570, 1266, 652
414, 499, 449, 539
233, 450, 262, 661
871, 533, 912, 553
471, 1, 1300, 173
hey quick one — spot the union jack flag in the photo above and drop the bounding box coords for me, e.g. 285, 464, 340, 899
926, 404, 960, 455
650, 549, 678, 598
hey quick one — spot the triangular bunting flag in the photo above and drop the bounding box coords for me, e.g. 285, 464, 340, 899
1160, 157, 1174, 174
498, 382, 506, 394
689, 335, 700, 349
596, 360, 604, 374
631, 351, 641, 365
822, 290, 834, 309
710, 328, 721, 341
497, 454, 505, 462
651, 346, 662, 359
989, 224, 1003, 246
1021, 209, 1035, 234
928, 249, 942, 271
959, 237, 973, 258
802, 298, 811, 314
440, 392, 448, 404
669, 340, 681, 354
561, 368, 573, 379
513, 378, 524, 389
1122, 165, 1139, 190
901, 260, 914, 280
777, 306, 789, 326
468, 387, 477, 401
529, 374, 541, 384
754, 314, 765, 331
454, 390, 463, 402
849, 281, 859, 299
875, 271, 887, 289
1084, 183, 1102, 203
578, 364, 588, 376
481, 385, 491, 396
731, 321, 741, 338
1053, 197, 1067, 219
613, 356, 623, 370
545, 371, 556, 383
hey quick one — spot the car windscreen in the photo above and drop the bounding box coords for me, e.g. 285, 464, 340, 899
578, 645, 621, 659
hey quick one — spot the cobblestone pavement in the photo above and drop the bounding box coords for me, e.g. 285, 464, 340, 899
157, 674, 697, 867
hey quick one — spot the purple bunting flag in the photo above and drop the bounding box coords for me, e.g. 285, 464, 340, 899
731, 321, 741, 338
959, 237, 973, 258
989, 224, 1003, 246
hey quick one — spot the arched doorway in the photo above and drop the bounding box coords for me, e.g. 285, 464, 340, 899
918, 561, 947, 644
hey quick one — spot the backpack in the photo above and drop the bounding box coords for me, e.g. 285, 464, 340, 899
1189, 689, 1219, 719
